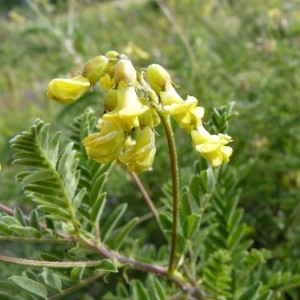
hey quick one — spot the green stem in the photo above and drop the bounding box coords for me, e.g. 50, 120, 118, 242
79, 234, 167, 275
156, 107, 180, 274
78, 235, 196, 293
137, 71, 181, 274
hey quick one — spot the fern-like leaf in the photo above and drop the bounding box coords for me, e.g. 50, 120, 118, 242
10, 119, 83, 230
202, 250, 233, 299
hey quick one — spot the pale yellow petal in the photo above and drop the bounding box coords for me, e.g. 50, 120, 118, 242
48, 75, 90, 104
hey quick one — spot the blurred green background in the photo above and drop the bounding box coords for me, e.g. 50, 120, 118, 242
1, 0, 300, 278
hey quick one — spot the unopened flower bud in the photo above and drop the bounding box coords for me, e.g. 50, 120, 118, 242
103, 51, 119, 80
146, 64, 172, 93
103, 89, 118, 112
105, 51, 119, 59
113, 59, 137, 86
81, 55, 109, 86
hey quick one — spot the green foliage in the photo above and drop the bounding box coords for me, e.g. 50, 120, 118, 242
11, 119, 81, 226
0, 100, 299, 299
1, 0, 300, 299
103, 275, 168, 300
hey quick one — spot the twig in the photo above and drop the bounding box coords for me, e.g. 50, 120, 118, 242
0, 254, 103, 268
0, 204, 14, 216
130, 172, 158, 219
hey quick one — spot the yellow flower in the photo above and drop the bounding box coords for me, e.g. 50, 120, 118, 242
146, 64, 204, 131
160, 89, 205, 132
82, 120, 126, 164
103, 81, 149, 131
191, 126, 233, 167
173, 106, 205, 132
119, 126, 156, 173
161, 94, 196, 112
47, 75, 90, 104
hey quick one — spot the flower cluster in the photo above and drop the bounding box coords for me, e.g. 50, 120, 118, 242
146, 64, 233, 167
48, 51, 158, 173
47, 51, 233, 172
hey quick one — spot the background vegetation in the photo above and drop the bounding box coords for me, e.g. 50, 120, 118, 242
1, 0, 300, 299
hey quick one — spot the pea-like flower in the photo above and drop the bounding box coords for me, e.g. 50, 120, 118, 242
162, 95, 204, 131
191, 125, 233, 167
82, 120, 126, 164
47, 75, 90, 104
146, 64, 204, 132
48, 52, 234, 171
103, 81, 149, 131
173, 106, 205, 132
48, 55, 109, 104
119, 126, 156, 173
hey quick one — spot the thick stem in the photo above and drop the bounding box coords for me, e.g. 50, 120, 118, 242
78, 235, 194, 293
79, 235, 167, 276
